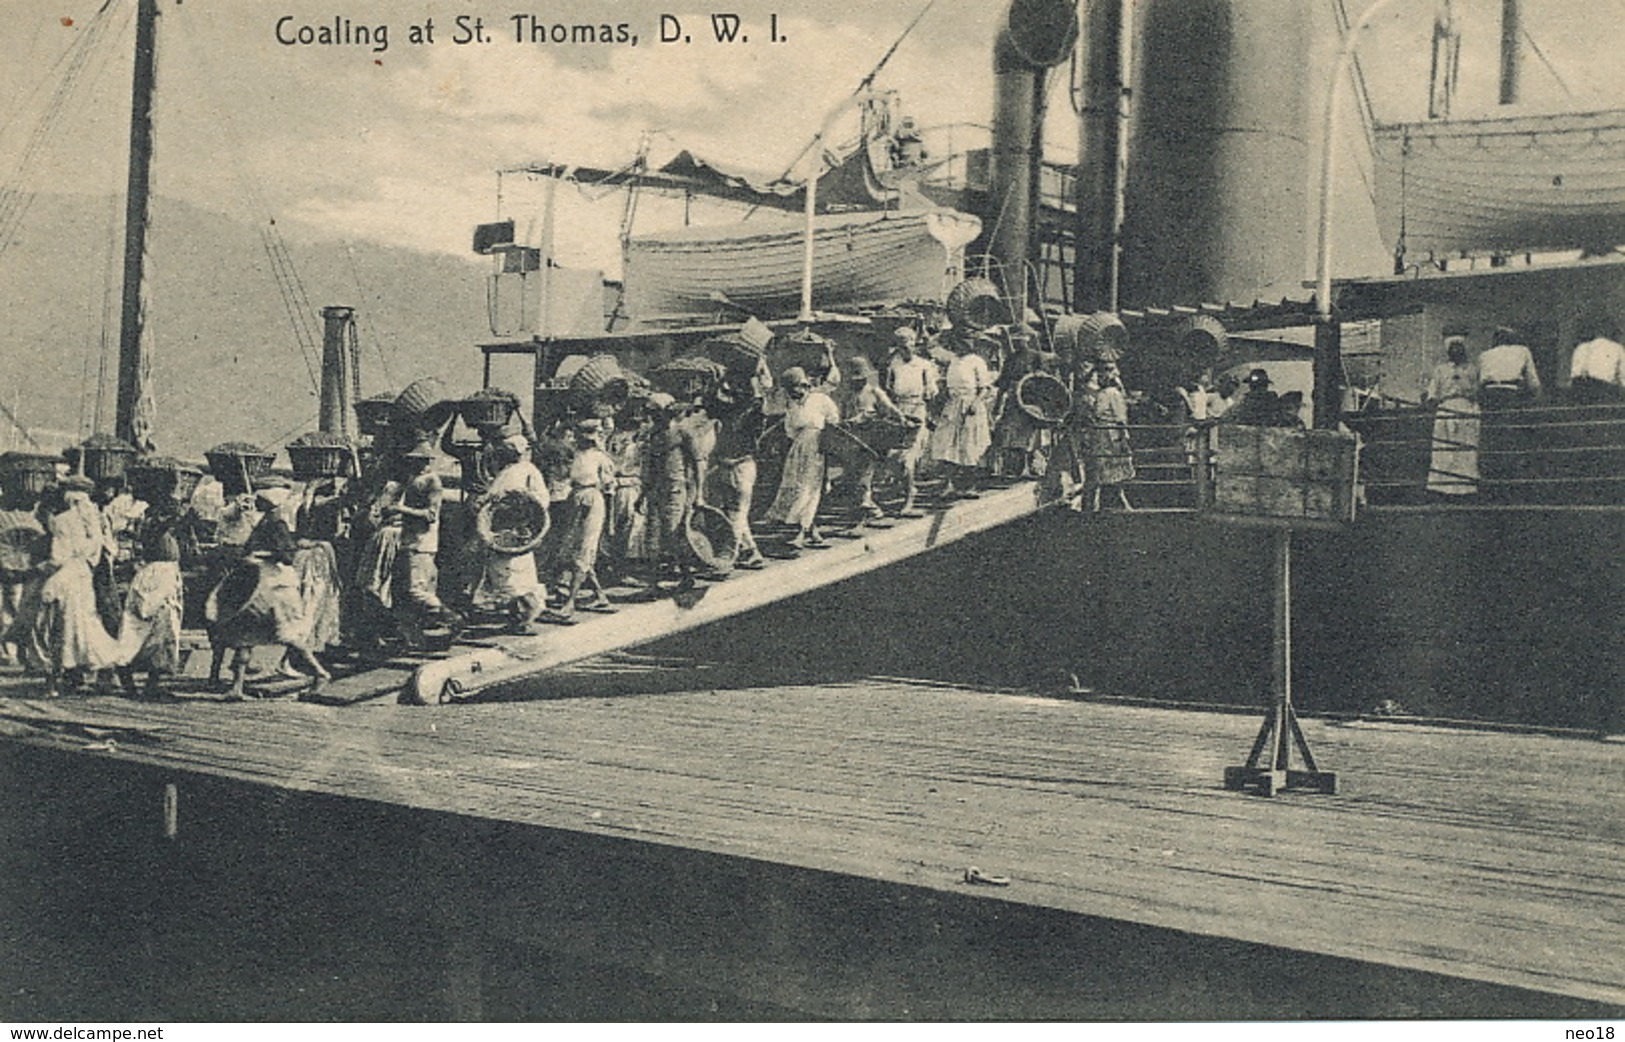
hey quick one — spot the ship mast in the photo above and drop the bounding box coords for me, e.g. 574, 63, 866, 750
1498, 0, 1522, 105
114, 0, 159, 452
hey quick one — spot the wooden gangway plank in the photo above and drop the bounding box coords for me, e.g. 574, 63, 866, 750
1, 683, 1620, 1006
403, 480, 1050, 704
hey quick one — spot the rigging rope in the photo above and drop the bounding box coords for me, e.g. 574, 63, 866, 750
0, 7, 88, 146
1330, 0, 1378, 156
0, 398, 43, 451
344, 242, 398, 391
0, 0, 126, 259
1520, 28, 1577, 99
258, 228, 322, 391
170, 12, 321, 394
743, 0, 941, 219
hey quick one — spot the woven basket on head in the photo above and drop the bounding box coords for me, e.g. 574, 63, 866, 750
946, 277, 1011, 332
651, 356, 722, 398
394, 377, 448, 420
568, 354, 624, 394
205, 442, 275, 497
1015, 371, 1073, 427
354, 394, 397, 436
67, 435, 138, 482
1175, 314, 1229, 368
1053, 311, 1128, 363
459, 390, 517, 429
287, 433, 356, 480
0, 452, 60, 498
127, 456, 204, 504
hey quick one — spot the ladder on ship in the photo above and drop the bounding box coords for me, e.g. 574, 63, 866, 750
314, 478, 1055, 706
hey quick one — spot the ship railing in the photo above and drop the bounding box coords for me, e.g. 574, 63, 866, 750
1342, 400, 1625, 508
1044, 419, 1207, 510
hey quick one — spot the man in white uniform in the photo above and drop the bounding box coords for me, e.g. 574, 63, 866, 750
1477, 326, 1542, 408
1568, 317, 1625, 403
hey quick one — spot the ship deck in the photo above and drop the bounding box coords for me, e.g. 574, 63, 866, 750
2, 674, 1621, 1012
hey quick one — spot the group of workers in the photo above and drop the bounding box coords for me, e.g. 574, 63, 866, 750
0, 312, 1242, 701
0, 469, 190, 700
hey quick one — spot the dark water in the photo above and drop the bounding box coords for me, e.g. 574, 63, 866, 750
3, 745, 1616, 1022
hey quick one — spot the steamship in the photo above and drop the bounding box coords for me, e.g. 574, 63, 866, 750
466, 0, 1625, 733
1, 0, 1621, 1023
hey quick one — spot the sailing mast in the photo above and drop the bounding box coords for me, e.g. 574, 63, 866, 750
114, 0, 159, 452
1498, 0, 1522, 105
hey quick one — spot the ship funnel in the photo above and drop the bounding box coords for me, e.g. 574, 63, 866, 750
989, 0, 1077, 304
319, 306, 358, 438
1120, 0, 1314, 307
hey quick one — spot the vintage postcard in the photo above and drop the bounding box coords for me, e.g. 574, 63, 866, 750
0, 0, 1621, 1028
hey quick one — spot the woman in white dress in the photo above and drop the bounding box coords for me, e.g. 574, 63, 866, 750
930, 342, 994, 497
765, 366, 840, 549
1423, 335, 1481, 496
13, 479, 120, 696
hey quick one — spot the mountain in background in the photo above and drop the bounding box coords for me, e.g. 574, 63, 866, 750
0, 193, 504, 459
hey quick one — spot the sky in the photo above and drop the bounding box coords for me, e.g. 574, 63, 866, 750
1, 0, 1623, 277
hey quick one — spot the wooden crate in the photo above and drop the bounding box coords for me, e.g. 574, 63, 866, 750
1208, 426, 1359, 526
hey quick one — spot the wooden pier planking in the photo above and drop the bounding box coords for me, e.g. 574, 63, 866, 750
2, 682, 1620, 1005
404, 480, 1050, 703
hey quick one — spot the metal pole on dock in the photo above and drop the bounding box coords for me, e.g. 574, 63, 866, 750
1223, 526, 1338, 797
1271, 529, 1293, 769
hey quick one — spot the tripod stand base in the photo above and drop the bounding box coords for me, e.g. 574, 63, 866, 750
1223, 696, 1339, 797
1223, 765, 1338, 797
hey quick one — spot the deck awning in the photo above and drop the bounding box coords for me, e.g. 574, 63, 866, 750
1373, 109, 1625, 258
514, 144, 912, 214
1333, 251, 1625, 318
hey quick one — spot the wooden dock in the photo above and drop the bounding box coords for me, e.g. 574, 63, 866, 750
2, 678, 1621, 1011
